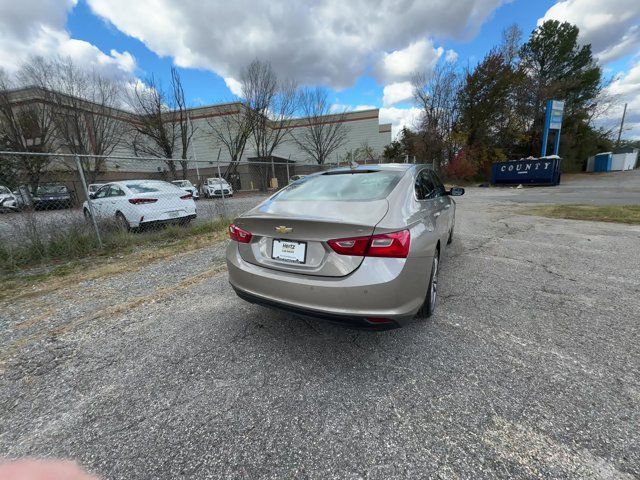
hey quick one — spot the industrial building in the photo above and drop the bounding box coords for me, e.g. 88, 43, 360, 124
2, 86, 392, 170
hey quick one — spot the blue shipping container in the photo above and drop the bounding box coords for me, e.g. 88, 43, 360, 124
491, 157, 562, 186
593, 152, 612, 172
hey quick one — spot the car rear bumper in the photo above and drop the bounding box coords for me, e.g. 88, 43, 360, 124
226, 242, 432, 327
33, 199, 72, 209
138, 213, 196, 228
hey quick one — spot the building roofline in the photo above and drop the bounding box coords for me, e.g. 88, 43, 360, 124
2, 86, 386, 128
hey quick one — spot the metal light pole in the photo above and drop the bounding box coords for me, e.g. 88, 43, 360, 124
616, 103, 628, 147
215, 148, 226, 218
187, 112, 201, 181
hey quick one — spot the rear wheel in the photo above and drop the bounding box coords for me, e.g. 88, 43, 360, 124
417, 248, 440, 319
115, 212, 130, 232
83, 207, 91, 220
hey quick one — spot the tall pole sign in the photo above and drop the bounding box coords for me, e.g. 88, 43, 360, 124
541, 100, 564, 157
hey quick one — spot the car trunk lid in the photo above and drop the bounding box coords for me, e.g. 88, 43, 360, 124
234, 199, 389, 277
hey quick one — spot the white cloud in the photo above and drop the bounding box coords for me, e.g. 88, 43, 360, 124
375, 40, 443, 84
382, 81, 414, 106
540, 0, 640, 63
445, 49, 459, 63
86, 0, 506, 89
224, 77, 243, 97
0, 0, 136, 77
379, 106, 422, 139
599, 61, 640, 139
331, 104, 419, 138
330, 103, 377, 113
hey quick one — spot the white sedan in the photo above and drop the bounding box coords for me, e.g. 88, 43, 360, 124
83, 180, 196, 230
201, 177, 233, 198
0, 185, 18, 211
171, 179, 199, 199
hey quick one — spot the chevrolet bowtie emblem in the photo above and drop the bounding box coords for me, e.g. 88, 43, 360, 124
275, 226, 293, 234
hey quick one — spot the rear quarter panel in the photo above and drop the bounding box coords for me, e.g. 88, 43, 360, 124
373, 168, 439, 259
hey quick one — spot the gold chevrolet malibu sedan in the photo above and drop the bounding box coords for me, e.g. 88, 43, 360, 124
226, 164, 464, 328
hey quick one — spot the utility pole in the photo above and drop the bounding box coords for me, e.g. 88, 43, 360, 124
616, 103, 628, 147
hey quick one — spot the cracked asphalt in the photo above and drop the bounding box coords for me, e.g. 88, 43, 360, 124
1, 175, 639, 479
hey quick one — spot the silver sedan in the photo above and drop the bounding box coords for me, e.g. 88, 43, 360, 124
226, 164, 464, 328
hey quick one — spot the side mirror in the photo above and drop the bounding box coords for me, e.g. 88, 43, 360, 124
448, 187, 465, 196
89, 193, 96, 199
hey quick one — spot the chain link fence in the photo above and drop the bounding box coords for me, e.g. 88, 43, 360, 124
0, 151, 376, 272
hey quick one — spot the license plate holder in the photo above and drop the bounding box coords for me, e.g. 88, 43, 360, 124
272, 239, 307, 264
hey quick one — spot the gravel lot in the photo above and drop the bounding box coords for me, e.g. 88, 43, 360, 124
1, 179, 639, 479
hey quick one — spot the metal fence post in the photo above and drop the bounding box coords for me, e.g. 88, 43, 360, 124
216, 148, 226, 219
74, 154, 103, 248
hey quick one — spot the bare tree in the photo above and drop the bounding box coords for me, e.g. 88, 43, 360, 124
171, 67, 195, 179
21, 57, 128, 183
242, 60, 298, 160
126, 68, 194, 180
357, 140, 377, 163
127, 75, 179, 178
0, 65, 58, 189
412, 62, 461, 170
294, 87, 349, 165
207, 102, 251, 178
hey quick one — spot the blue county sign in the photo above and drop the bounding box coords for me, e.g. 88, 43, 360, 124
541, 99, 564, 156
549, 100, 565, 130
491, 157, 562, 186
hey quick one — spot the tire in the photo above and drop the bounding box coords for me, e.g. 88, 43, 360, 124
115, 212, 130, 232
83, 207, 91, 220
447, 225, 454, 245
417, 248, 440, 319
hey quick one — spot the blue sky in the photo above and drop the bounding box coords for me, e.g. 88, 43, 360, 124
1, 0, 639, 137
65, 0, 557, 108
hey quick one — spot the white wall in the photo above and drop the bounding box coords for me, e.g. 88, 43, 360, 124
611, 151, 638, 171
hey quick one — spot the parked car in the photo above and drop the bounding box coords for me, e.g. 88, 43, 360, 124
84, 180, 196, 230
88, 183, 105, 194
172, 179, 199, 200
226, 164, 464, 328
0, 185, 18, 212
201, 177, 233, 198
288, 175, 306, 184
32, 183, 73, 210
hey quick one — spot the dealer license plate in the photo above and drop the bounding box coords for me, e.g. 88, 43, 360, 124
272, 239, 306, 264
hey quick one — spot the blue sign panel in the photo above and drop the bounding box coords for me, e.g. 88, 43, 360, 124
542, 100, 564, 157
491, 157, 562, 186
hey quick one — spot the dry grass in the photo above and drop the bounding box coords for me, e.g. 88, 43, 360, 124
527, 205, 640, 225
0, 222, 229, 302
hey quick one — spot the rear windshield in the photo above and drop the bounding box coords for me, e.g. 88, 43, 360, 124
37, 185, 68, 194
273, 170, 404, 202
125, 181, 174, 193
172, 181, 189, 187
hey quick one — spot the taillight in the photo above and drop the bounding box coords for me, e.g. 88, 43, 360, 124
328, 229, 410, 258
229, 224, 252, 243
326, 237, 369, 256
180, 193, 192, 199
367, 230, 410, 258
128, 198, 158, 204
